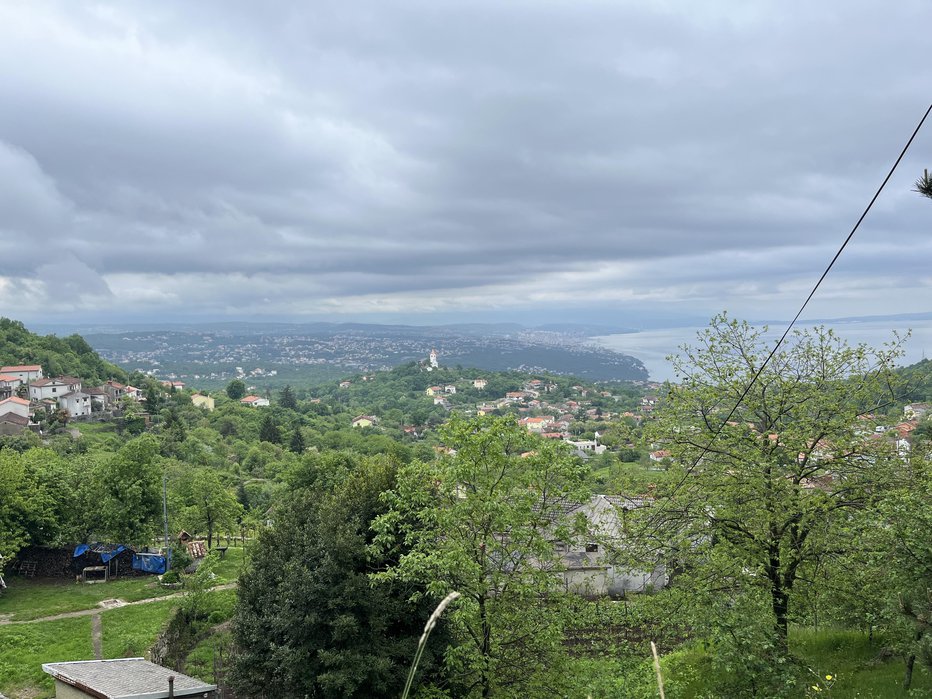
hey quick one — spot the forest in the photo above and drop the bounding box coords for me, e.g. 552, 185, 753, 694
2, 316, 932, 697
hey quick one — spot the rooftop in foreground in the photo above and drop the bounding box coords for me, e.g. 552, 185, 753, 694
42, 658, 216, 699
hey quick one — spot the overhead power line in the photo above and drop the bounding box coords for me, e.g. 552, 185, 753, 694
685, 102, 932, 473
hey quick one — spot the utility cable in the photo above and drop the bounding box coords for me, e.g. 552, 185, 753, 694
681, 102, 932, 477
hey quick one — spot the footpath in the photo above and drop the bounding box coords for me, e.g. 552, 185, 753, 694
0, 583, 236, 626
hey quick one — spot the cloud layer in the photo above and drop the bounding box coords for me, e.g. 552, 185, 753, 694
2, 0, 931, 324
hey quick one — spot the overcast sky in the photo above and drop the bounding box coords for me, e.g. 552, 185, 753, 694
1, 1, 930, 328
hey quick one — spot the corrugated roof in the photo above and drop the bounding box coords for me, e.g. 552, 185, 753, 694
42, 658, 216, 698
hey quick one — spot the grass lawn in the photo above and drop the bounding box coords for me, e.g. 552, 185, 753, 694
0, 576, 176, 622
0, 545, 244, 623
101, 599, 179, 658
0, 617, 93, 699
657, 628, 932, 698
75, 421, 122, 449
206, 544, 246, 585
791, 627, 932, 698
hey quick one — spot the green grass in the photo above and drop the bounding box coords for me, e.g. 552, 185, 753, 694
205, 545, 246, 585
0, 545, 244, 623
791, 627, 932, 698
101, 599, 179, 658
659, 628, 932, 698
0, 617, 93, 698
0, 575, 177, 622
75, 420, 121, 449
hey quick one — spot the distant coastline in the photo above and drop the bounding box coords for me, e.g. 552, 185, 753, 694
593, 318, 932, 382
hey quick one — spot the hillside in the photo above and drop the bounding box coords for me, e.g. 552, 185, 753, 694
0, 318, 127, 385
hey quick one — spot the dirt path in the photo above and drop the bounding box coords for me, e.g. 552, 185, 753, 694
91, 614, 102, 659
0, 583, 236, 626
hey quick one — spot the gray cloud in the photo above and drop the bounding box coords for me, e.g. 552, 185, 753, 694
0, 0, 930, 323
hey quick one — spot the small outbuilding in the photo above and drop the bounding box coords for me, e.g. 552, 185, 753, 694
42, 658, 216, 698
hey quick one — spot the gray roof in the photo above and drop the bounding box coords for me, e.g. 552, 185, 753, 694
42, 658, 216, 699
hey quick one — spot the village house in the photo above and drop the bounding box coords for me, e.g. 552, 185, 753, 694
29, 376, 82, 402
191, 394, 215, 411
58, 390, 92, 418
0, 373, 22, 399
103, 380, 126, 402
0, 411, 30, 435
444, 384, 457, 394
351, 415, 378, 428
83, 386, 109, 411
161, 380, 185, 391
0, 364, 43, 383
564, 437, 607, 456
425, 386, 442, 396
472, 378, 488, 389
555, 494, 667, 597
0, 395, 33, 420
521, 415, 555, 433
240, 395, 270, 407
339, 380, 351, 388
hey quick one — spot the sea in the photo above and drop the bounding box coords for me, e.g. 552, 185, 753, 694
593, 319, 932, 383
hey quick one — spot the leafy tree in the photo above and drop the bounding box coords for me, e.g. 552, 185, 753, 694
643, 315, 904, 653
373, 415, 588, 697
233, 456, 444, 698
0, 449, 56, 559
97, 435, 162, 545
226, 379, 247, 401
866, 452, 932, 688
170, 466, 242, 548
279, 384, 298, 410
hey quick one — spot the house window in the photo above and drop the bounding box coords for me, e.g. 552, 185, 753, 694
585, 543, 599, 553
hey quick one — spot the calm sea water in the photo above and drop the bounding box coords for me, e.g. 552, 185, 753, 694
594, 319, 932, 382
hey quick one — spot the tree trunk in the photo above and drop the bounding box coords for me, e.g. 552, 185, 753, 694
903, 653, 916, 690
771, 586, 789, 648
479, 595, 492, 699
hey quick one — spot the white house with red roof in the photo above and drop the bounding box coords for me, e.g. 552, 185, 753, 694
240, 395, 270, 407
0, 395, 31, 419
0, 373, 21, 399
0, 364, 43, 383
29, 377, 81, 402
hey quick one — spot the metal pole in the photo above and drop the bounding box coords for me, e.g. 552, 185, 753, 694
162, 472, 170, 571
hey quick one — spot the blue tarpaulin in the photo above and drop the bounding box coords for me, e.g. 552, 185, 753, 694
132, 553, 168, 575
73, 543, 128, 562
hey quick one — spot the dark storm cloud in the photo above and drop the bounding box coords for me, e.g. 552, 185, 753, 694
0, 0, 930, 319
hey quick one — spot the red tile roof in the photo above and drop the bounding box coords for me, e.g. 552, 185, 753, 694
0, 365, 41, 372
1, 396, 31, 406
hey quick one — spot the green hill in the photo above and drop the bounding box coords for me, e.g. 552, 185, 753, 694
0, 318, 127, 385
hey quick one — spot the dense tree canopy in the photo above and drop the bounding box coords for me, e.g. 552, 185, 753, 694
233, 454, 444, 698
642, 316, 906, 663
373, 415, 588, 698
0, 317, 126, 384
